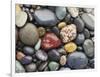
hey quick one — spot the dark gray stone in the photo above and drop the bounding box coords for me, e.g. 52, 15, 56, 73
83, 29, 90, 39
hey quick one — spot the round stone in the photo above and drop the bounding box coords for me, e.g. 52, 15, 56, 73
20, 56, 32, 65
74, 17, 84, 32
65, 14, 71, 23
48, 61, 59, 71
15, 60, 25, 73
16, 11, 27, 27
19, 23, 39, 45
38, 27, 46, 37
25, 63, 37, 72
67, 7, 79, 18
16, 51, 25, 61
55, 7, 66, 20
64, 42, 77, 53
48, 49, 60, 62
60, 24, 77, 43
60, 55, 67, 66
58, 22, 66, 29
81, 13, 94, 31
35, 39, 41, 50
83, 8, 94, 13
36, 50, 48, 61
23, 46, 34, 55
34, 9, 58, 26
83, 29, 90, 39
75, 33, 85, 45
67, 52, 88, 69
83, 39, 94, 58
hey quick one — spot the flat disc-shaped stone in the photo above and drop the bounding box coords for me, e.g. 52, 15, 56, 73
16, 11, 27, 27
19, 23, 39, 45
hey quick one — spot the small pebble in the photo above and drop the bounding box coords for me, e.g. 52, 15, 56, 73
83, 29, 90, 39
35, 39, 41, 50
58, 22, 66, 29
38, 27, 46, 37
64, 42, 77, 53
58, 48, 67, 55
16, 51, 25, 60
60, 55, 67, 66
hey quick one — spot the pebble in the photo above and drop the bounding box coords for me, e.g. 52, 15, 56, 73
60, 24, 77, 43
75, 33, 85, 45
60, 55, 67, 66
51, 27, 60, 36
16, 11, 27, 27
83, 39, 94, 57
41, 32, 61, 50
20, 56, 32, 65
60, 67, 71, 70
77, 46, 83, 51
48, 49, 60, 62
89, 59, 94, 68
67, 52, 88, 69
81, 13, 94, 31
23, 46, 34, 55
67, 7, 79, 18
65, 14, 71, 23
38, 61, 48, 71
83, 8, 94, 13
58, 48, 67, 55
36, 50, 48, 61
55, 7, 66, 20
16, 4, 21, 14
16, 51, 25, 60
64, 42, 77, 53
58, 22, 66, 29
74, 17, 84, 32
19, 23, 39, 45
15, 60, 25, 73
25, 63, 37, 72
35, 39, 41, 50
37, 27, 46, 37
48, 61, 59, 71
34, 9, 58, 26
83, 29, 90, 39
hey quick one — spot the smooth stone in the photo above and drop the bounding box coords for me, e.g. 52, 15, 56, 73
67, 7, 79, 18
77, 46, 83, 51
65, 14, 71, 23
48, 49, 60, 62
20, 56, 32, 65
81, 13, 94, 31
51, 27, 60, 36
83, 8, 94, 13
58, 48, 67, 55
25, 63, 37, 72
15, 60, 25, 73
38, 61, 48, 71
35, 39, 41, 50
16, 11, 27, 27
64, 42, 77, 53
60, 67, 71, 70
34, 9, 58, 26
74, 17, 84, 32
36, 50, 48, 61
37, 27, 46, 37
19, 23, 39, 45
83, 29, 90, 39
60, 55, 67, 66
55, 7, 66, 20
75, 33, 85, 45
58, 22, 66, 29
41, 32, 61, 50
16, 4, 21, 14
83, 39, 94, 57
48, 61, 59, 71
16, 51, 25, 61
67, 52, 88, 69
23, 46, 34, 55
60, 24, 77, 43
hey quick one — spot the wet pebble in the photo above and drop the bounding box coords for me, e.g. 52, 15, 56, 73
16, 51, 25, 61
51, 27, 60, 36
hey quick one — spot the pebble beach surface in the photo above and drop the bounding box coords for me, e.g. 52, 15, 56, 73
15, 4, 94, 73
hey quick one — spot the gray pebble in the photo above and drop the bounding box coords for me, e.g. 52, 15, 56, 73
51, 27, 60, 36
83, 29, 90, 39
58, 48, 67, 55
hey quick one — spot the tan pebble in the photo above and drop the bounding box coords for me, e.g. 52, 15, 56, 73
16, 51, 25, 60
64, 42, 77, 53
60, 55, 67, 66
16, 4, 21, 14
58, 22, 66, 29
38, 27, 46, 37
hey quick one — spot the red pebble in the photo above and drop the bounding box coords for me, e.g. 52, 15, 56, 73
41, 32, 61, 50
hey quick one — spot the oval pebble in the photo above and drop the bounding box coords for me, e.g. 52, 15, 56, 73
38, 27, 46, 37
25, 63, 37, 72
83, 39, 94, 58
81, 13, 94, 31
60, 55, 67, 66
15, 60, 25, 73
19, 23, 39, 45
16, 51, 25, 60
83, 29, 90, 39
55, 7, 66, 20
58, 22, 66, 29
35, 39, 41, 50
48, 61, 59, 71
67, 52, 88, 69
16, 4, 21, 14
23, 46, 34, 55
16, 11, 27, 27
48, 49, 60, 62
36, 50, 48, 61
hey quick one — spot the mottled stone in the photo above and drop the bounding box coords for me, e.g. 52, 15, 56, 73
38, 27, 46, 37
60, 55, 67, 66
